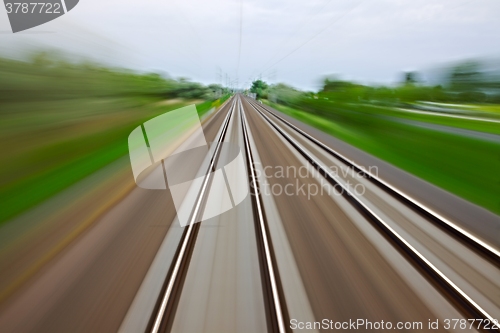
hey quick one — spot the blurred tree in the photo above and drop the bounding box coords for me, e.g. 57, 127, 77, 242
207, 84, 229, 98
250, 80, 268, 99
403, 71, 419, 85
322, 77, 351, 92
267, 83, 301, 105
448, 61, 483, 91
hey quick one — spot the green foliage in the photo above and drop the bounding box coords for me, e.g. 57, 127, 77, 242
168, 78, 212, 99
262, 60, 500, 214
0, 51, 217, 104
207, 84, 231, 97
322, 77, 359, 92
267, 83, 301, 105
267, 100, 500, 215
448, 61, 483, 91
316, 60, 500, 104
403, 71, 419, 85
0, 51, 226, 224
250, 79, 269, 99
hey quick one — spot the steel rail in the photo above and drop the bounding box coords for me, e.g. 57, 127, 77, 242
246, 98, 500, 332
239, 96, 287, 333
248, 99, 500, 264
149, 97, 236, 333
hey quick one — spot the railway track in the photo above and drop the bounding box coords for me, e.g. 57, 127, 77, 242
244, 96, 500, 332
147, 97, 235, 333
250, 99, 500, 264
147, 95, 288, 333
141, 94, 499, 333
239, 97, 288, 333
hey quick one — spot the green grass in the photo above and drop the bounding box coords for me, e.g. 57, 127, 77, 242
0, 97, 225, 224
465, 104, 500, 115
0, 53, 231, 225
265, 100, 500, 215
410, 102, 500, 116
358, 103, 500, 135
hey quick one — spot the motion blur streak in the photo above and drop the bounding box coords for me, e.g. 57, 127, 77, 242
0, 52, 230, 332
1, 52, 500, 332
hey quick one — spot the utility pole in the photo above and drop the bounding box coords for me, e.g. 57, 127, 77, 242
270, 69, 277, 82
216, 67, 222, 85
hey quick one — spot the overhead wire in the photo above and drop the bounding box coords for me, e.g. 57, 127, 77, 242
257, 0, 484, 83
242, 0, 365, 90
245, 0, 336, 82
236, 0, 243, 82
258, 0, 365, 78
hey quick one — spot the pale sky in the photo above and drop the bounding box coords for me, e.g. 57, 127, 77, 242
1, 0, 500, 90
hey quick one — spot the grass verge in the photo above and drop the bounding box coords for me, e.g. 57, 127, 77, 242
264, 100, 500, 215
0, 97, 226, 225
